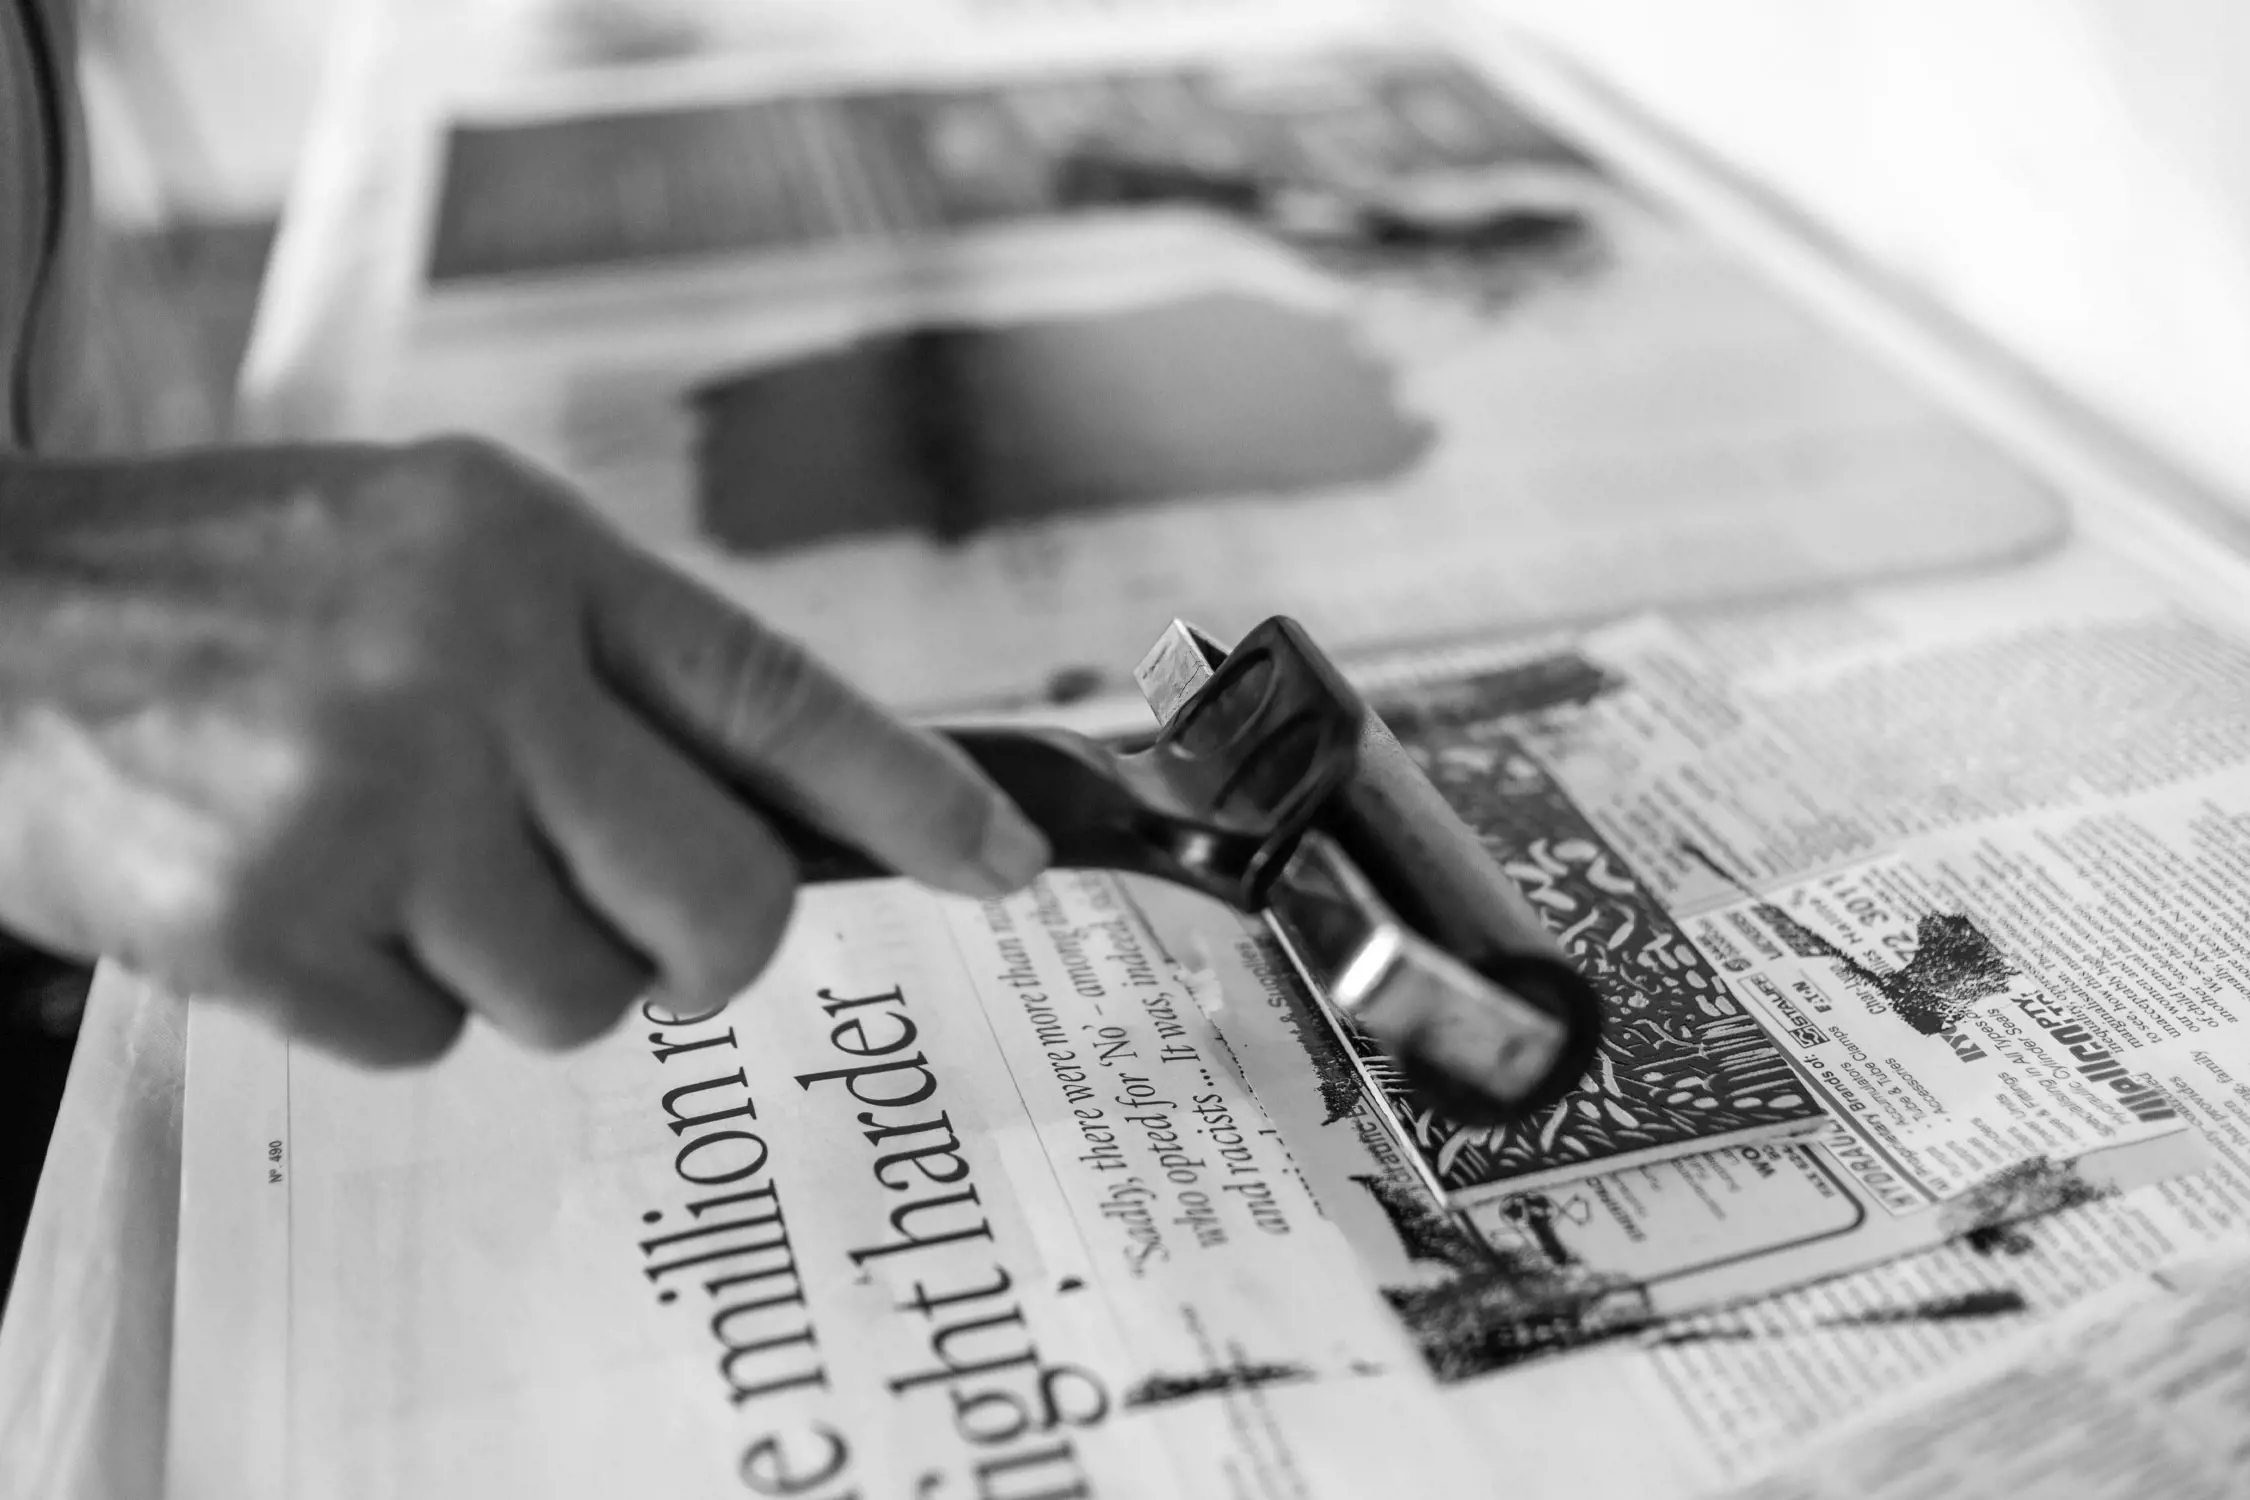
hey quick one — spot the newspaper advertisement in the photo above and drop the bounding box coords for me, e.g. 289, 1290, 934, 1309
165, 870, 1490, 1500
1713, 1254, 2250, 1500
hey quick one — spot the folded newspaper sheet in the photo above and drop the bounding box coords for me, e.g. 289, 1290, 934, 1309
170, 571, 2243, 1495
169, 872, 1493, 1500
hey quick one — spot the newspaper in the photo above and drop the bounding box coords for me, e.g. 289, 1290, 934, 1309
168, 535, 2250, 1497
1132, 621, 1832, 1208
1377, 617, 2204, 1219
165, 871, 1490, 1500
131, 5, 2250, 1495
1104, 606, 2199, 1401
1712, 1254, 2250, 1500
1472, 528, 2250, 1485
302, 17, 2064, 711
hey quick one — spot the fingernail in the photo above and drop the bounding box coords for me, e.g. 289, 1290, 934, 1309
973, 803, 1050, 895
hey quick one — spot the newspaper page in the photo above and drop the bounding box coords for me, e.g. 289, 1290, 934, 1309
96, 3, 2250, 1497
1081, 528, 2250, 1492
165, 871, 1494, 1500
1712, 1254, 2250, 1500
167, 531, 2250, 1498
1371, 617, 2199, 1222
1514, 531, 2250, 1485
325, 11, 2064, 711
1101, 600, 2206, 1401
165, 542, 2250, 1498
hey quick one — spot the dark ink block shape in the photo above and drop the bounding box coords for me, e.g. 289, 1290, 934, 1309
686, 290, 1435, 552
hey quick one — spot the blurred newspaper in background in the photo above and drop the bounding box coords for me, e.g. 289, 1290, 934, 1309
244, 0, 2065, 710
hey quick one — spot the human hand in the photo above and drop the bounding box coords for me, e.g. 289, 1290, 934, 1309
0, 437, 1048, 1064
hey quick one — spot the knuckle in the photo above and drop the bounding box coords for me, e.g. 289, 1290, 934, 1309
702, 625, 837, 759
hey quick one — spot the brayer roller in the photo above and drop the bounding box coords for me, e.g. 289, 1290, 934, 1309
776, 616, 1604, 1125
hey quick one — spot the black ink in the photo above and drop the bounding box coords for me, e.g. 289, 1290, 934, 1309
1823, 1289, 2028, 1326
1352, 1173, 1657, 1379
1044, 666, 1107, 706
1351, 1174, 1496, 1276
1269, 954, 1369, 1129
689, 294, 1435, 551
1643, 1325, 1758, 1348
1371, 652, 1624, 739
1945, 1155, 2111, 1249
1122, 1362, 1311, 1409
1382, 1270, 1654, 1378
1965, 1223, 2036, 1257
1644, 1288, 2029, 1345
1756, 905, 2018, 1037
1498, 1195, 1581, 1270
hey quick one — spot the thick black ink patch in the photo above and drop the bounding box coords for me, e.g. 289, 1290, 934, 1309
1944, 1155, 2111, 1249
1369, 650, 1625, 739
1755, 905, 2019, 1037
689, 294, 1435, 551
1122, 1362, 1312, 1409
1641, 1289, 2029, 1346
1352, 1173, 1654, 1379
1261, 936, 1370, 1129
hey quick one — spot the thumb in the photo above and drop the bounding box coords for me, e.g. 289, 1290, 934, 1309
587, 545, 1048, 897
